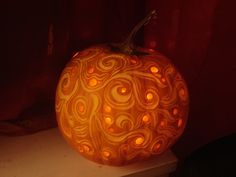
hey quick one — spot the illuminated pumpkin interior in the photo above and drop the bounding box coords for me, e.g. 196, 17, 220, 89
55, 46, 189, 165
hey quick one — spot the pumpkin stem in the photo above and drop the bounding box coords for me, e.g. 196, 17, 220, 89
120, 10, 157, 55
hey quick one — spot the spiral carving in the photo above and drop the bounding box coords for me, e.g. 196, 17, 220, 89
55, 45, 189, 165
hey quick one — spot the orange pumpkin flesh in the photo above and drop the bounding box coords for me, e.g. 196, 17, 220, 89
55, 10, 188, 166
55, 45, 189, 166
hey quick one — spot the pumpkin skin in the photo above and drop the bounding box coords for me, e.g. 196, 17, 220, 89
55, 45, 189, 166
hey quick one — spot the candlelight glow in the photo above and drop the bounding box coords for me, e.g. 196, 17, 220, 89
55, 46, 189, 166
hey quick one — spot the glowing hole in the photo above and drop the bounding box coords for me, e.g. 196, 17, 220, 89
160, 121, 165, 127
89, 78, 98, 86
108, 127, 114, 132
121, 87, 127, 93
78, 104, 85, 113
103, 151, 110, 158
104, 105, 111, 113
178, 119, 183, 128
105, 117, 112, 124
135, 137, 144, 145
154, 143, 161, 150
88, 67, 94, 74
146, 93, 154, 100
78, 146, 84, 152
173, 108, 178, 115
179, 88, 185, 96
131, 59, 137, 64
150, 66, 159, 73
142, 115, 150, 122
161, 78, 166, 82
83, 145, 90, 152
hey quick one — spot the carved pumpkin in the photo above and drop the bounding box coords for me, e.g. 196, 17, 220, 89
55, 11, 189, 166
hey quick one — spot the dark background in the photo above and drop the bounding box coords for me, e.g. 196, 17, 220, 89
2, 0, 236, 168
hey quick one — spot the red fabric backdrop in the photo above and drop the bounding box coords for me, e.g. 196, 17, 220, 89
3, 0, 236, 158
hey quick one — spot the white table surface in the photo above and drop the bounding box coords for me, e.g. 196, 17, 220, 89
0, 128, 177, 177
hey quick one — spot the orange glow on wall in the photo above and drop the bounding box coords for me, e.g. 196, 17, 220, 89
55, 45, 189, 166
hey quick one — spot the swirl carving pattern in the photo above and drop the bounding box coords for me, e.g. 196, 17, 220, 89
55, 45, 189, 165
